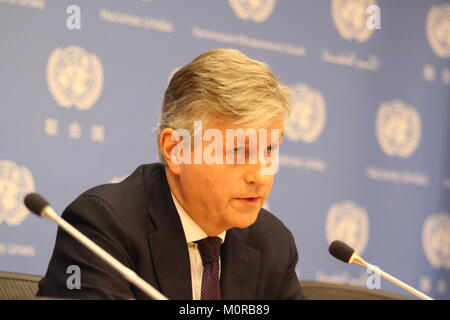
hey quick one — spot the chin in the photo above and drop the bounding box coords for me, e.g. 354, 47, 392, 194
231, 212, 260, 229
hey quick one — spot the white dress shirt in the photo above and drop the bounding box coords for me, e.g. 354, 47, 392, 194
170, 192, 226, 300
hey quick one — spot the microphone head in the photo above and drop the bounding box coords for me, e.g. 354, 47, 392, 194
24, 193, 49, 217
329, 240, 355, 263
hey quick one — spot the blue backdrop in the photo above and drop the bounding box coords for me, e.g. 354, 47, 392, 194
1, 0, 449, 299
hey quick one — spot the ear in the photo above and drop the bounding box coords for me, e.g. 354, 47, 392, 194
159, 128, 183, 175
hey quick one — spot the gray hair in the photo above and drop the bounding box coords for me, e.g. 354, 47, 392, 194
157, 48, 291, 160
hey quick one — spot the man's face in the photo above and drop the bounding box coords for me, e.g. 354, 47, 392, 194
168, 116, 284, 236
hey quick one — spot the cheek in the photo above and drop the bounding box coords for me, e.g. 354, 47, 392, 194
202, 165, 235, 188
208, 180, 239, 212
184, 166, 230, 203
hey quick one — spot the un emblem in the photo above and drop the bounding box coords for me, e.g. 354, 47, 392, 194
326, 201, 369, 255
422, 213, 450, 269
426, 4, 450, 59
284, 84, 326, 143
376, 100, 421, 158
0, 160, 35, 226
332, 0, 377, 42
47, 46, 104, 110
229, 0, 276, 23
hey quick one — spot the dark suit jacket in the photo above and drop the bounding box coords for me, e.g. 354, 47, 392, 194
37, 163, 305, 300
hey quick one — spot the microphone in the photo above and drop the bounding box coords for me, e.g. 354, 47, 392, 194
24, 193, 168, 300
328, 240, 433, 300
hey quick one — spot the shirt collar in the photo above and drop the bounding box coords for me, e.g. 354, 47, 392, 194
170, 191, 226, 244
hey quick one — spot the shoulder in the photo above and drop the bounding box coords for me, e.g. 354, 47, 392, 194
245, 208, 297, 251
73, 163, 164, 212
250, 208, 294, 237
79, 163, 164, 203
63, 163, 166, 231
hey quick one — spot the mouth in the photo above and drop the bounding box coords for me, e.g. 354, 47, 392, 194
235, 197, 261, 205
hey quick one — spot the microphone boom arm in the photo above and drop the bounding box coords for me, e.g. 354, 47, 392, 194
350, 252, 433, 300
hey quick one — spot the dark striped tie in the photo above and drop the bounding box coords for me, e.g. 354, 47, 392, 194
196, 236, 222, 300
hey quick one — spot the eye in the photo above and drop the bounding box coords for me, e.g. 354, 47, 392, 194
227, 147, 244, 154
266, 145, 279, 153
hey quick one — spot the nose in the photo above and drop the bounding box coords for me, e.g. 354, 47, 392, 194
243, 162, 274, 186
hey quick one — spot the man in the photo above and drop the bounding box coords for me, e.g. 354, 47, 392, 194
37, 48, 306, 300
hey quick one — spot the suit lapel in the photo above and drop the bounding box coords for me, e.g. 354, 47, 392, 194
147, 223, 192, 300
220, 228, 261, 300
145, 164, 192, 300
